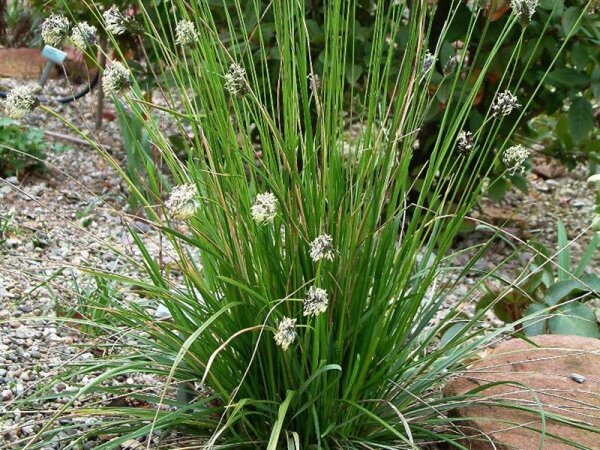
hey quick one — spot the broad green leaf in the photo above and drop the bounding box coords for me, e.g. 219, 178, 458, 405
561, 7, 582, 36
346, 64, 363, 85
440, 322, 470, 348
539, 0, 565, 13
575, 234, 599, 277
547, 68, 589, 88
544, 273, 600, 306
556, 219, 570, 280
548, 303, 600, 338
510, 174, 529, 195
523, 303, 547, 336
570, 42, 589, 69
568, 97, 594, 144
486, 176, 510, 201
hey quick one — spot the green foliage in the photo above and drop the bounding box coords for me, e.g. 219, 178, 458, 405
0, 212, 15, 246
477, 220, 600, 338
66, 274, 122, 338
114, 102, 164, 211
24, 0, 599, 449
0, 117, 49, 177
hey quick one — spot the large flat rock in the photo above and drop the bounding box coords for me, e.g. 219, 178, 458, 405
444, 335, 600, 449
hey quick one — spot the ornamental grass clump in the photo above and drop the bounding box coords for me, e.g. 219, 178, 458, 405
23, 0, 598, 448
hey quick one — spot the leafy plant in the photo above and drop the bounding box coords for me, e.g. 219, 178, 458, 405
477, 219, 600, 337
22, 0, 599, 449
0, 116, 49, 177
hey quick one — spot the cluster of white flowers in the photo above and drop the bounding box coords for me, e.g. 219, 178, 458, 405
457, 130, 474, 154
41, 14, 70, 47
165, 183, 201, 220
274, 317, 296, 351
251, 192, 278, 225
175, 20, 199, 46
422, 51, 436, 77
71, 21, 97, 48
303, 286, 329, 317
309, 234, 335, 262
511, 0, 539, 26
502, 144, 531, 175
2, 86, 40, 119
103, 6, 128, 35
224, 63, 247, 96
443, 55, 457, 76
492, 90, 520, 117
102, 61, 132, 95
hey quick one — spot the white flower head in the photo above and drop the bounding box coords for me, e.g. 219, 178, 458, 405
303, 286, 329, 317
165, 183, 200, 220
309, 234, 335, 262
70, 22, 97, 48
502, 144, 530, 175
102, 61, 132, 95
511, 0, 539, 26
103, 6, 128, 35
175, 19, 199, 46
457, 130, 474, 154
224, 63, 247, 96
307, 73, 321, 92
274, 317, 297, 351
41, 14, 70, 47
492, 90, 520, 117
251, 192, 278, 225
3, 85, 40, 119
422, 51, 436, 77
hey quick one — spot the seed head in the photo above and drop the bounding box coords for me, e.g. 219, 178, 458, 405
224, 63, 247, 96
175, 20, 199, 46
102, 61, 132, 95
71, 22, 97, 48
492, 90, 520, 117
41, 14, 70, 47
309, 234, 335, 262
251, 192, 278, 225
457, 131, 474, 154
307, 73, 321, 92
3, 86, 40, 119
274, 317, 296, 351
511, 0, 539, 26
103, 6, 128, 35
502, 144, 530, 175
165, 183, 200, 220
443, 56, 457, 76
422, 51, 436, 77
303, 286, 329, 317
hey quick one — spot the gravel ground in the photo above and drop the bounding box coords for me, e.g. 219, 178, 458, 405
1, 79, 188, 448
1, 78, 599, 448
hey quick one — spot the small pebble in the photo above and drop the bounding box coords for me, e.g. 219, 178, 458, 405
570, 373, 586, 384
